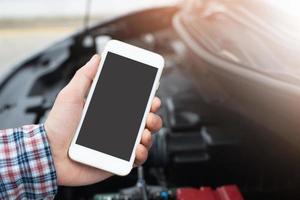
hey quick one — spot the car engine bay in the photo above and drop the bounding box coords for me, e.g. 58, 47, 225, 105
1, 4, 300, 200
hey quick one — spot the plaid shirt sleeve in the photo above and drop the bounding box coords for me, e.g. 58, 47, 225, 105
0, 124, 58, 199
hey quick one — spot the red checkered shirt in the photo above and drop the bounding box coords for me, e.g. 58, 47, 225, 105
0, 124, 57, 199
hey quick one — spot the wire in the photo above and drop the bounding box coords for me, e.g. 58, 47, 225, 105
83, 0, 92, 33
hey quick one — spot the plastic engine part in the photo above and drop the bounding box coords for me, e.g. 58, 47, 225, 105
176, 185, 244, 200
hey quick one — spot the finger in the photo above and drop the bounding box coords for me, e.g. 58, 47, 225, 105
150, 97, 161, 112
134, 144, 148, 166
65, 54, 100, 99
146, 113, 163, 132
141, 129, 152, 150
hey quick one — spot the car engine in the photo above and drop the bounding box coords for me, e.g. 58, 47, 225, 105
1, 3, 300, 200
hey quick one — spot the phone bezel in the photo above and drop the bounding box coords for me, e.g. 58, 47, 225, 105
68, 40, 164, 176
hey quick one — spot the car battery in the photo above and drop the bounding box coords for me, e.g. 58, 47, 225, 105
176, 185, 244, 200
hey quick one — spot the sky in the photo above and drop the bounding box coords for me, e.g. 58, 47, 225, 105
0, 0, 177, 19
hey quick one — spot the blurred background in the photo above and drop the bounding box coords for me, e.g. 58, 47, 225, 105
0, 0, 175, 72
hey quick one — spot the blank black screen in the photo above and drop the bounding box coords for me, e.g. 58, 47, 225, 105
76, 52, 158, 161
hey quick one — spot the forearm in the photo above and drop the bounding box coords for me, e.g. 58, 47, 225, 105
0, 124, 57, 199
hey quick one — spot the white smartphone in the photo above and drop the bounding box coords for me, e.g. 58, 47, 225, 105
68, 40, 164, 176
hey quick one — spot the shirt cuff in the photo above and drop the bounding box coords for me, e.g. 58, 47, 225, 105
0, 124, 58, 199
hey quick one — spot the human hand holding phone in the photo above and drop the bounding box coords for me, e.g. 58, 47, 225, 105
45, 55, 162, 186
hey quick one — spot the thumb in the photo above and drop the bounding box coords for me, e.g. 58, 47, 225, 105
65, 54, 100, 99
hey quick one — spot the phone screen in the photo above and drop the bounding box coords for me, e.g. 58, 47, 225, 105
76, 52, 158, 161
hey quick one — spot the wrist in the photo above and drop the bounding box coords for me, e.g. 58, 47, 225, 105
44, 122, 65, 185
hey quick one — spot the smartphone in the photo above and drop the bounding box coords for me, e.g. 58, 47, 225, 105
68, 40, 164, 176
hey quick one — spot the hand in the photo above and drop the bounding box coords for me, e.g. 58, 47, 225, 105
45, 55, 162, 186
